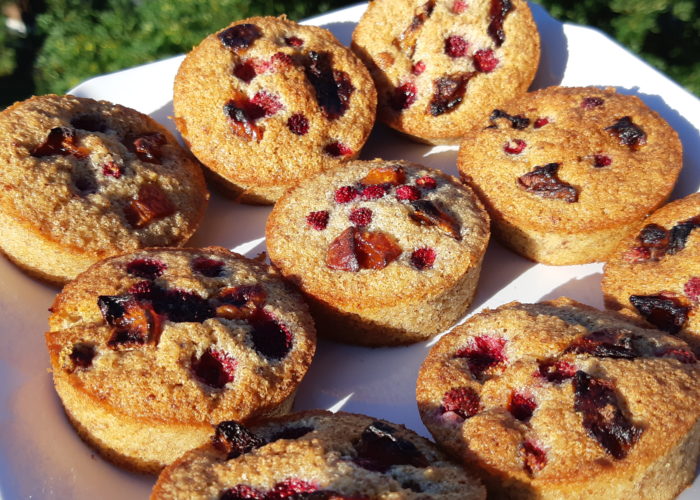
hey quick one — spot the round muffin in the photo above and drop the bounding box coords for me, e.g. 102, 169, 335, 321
151, 410, 486, 499
602, 193, 700, 353
457, 86, 683, 265
417, 297, 700, 499
351, 0, 540, 144
265, 159, 490, 346
174, 16, 377, 204
0, 94, 208, 284
45, 247, 316, 474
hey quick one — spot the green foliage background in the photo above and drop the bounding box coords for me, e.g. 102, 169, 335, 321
0, 0, 698, 109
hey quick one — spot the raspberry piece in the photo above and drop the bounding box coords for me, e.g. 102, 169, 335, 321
303, 51, 354, 120
537, 359, 575, 383
251, 91, 283, 117
127, 280, 154, 297
504, 138, 526, 154
508, 390, 537, 421
250, 309, 293, 360
473, 49, 499, 72
416, 176, 437, 189
391, 81, 418, 111
102, 161, 123, 178
32, 127, 89, 158
411, 247, 436, 270
452, 0, 468, 13
213, 420, 264, 459
533, 117, 549, 128
285, 36, 304, 47
409, 199, 461, 240
606, 116, 647, 149
220, 485, 265, 500
126, 258, 167, 280
160, 289, 215, 323
325, 141, 353, 157
349, 207, 372, 227
490, 109, 530, 129
658, 348, 697, 364
124, 183, 176, 228
581, 97, 604, 109
488, 0, 513, 46
360, 185, 386, 201
69, 343, 96, 370
353, 421, 428, 472
306, 210, 329, 230
334, 186, 359, 203
684, 277, 700, 302
361, 165, 406, 186
444, 35, 469, 57
522, 440, 547, 475
592, 154, 612, 167
233, 60, 258, 83
192, 257, 226, 277
131, 132, 167, 164
287, 113, 309, 135
271, 52, 294, 68
218, 23, 262, 51
629, 294, 689, 334
429, 73, 472, 116
268, 479, 318, 499
396, 185, 421, 201
518, 163, 578, 203
623, 246, 652, 263
193, 348, 236, 389
216, 285, 267, 320
455, 335, 507, 378
411, 61, 426, 75
441, 386, 480, 419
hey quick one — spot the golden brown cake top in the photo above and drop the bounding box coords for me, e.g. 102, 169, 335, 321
46, 247, 316, 424
265, 159, 490, 307
417, 298, 700, 488
0, 94, 208, 255
152, 411, 486, 499
602, 192, 700, 343
173, 16, 377, 192
352, 0, 540, 142
458, 86, 682, 232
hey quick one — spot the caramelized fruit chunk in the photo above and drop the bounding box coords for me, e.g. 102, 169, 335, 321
219, 24, 262, 51
517, 163, 578, 203
98, 295, 163, 349
213, 420, 264, 459
193, 348, 237, 389
327, 227, 359, 272
429, 73, 472, 116
303, 51, 354, 120
629, 294, 689, 334
489, 109, 530, 129
353, 421, 429, 472
160, 289, 215, 323
216, 284, 267, 321
409, 199, 462, 240
394, 0, 436, 58
354, 230, 402, 270
455, 335, 507, 379
360, 165, 406, 186
124, 183, 175, 227
573, 371, 642, 459
131, 132, 166, 163
441, 386, 481, 419
487, 0, 513, 46
31, 127, 89, 158
605, 116, 647, 149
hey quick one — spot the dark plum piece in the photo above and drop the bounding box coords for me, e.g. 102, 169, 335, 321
629, 294, 689, 335
193, 348, 237, 389
394, 0, 436, 58
564, 328, 651, 359
192, 257, 226, 277
537, 359, 576, 383
573, 371, 642, 459
391, 82, 418, 111
455, 335, 507, 379
517, 163, 578, 203
667, 216, 700, 255
69, 343, 96, 369
409, 199, 462, 240
218, 24, 262, 51
489, 109, 530, 129
160, 289, 215, 323
487, 0, 513, 47
353, 421, 429, 472
71, 114, 107, 133
605, 116, 647, 149
31, 127, 89, 158
126, 258, 167, 280
441, 386, 481, 419
429, 73, 473, 116
303, 51, 354, 120
249, 309, 293, 360
213, 420, 264, 459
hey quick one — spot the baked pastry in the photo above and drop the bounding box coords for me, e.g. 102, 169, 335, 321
351, 0, 539, 144
265, 159, 490, 346
602, 193, 700, 352
151, 410, 486, 499
45, 247, 316, 474
457, 86, 683, 265
417, 297, 700, 499
174, 16, 377, 204
0, 94, 208, 284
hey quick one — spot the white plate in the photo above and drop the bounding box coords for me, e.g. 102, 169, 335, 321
2, 3, 700, 498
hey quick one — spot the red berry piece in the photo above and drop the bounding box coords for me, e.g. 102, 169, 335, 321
490, 109, 530, 129
127, 280, 155, 297
605, 116, 647, 149
629, 294, 689, 334
102, 161, 123, 178
522, 439, 547, 475
353, 421, 429, 472
124, 183, 176, 228
416, 176, 437, 189
233, 60, 258, 83
473, 49, 499, 72
444, 35, 469, 57
69, 343, 96, 370
391, 81, 418, 111
684, 277, 700, 302
287, 113, 309, 135
533, 117, 549, 128
593, 154, 612, 167
581, 97, 604, 109
455, 335, 507, 379
325, 141, 353, 157
334, 186, 359, 203
411, 247, 436, 270
429, 73, 472, 116
303, 51, 354, 120
271, 52, 294, 68
565, 328, 647, 359
131, 132, 167, 164
192, 256, 226, 277
452, 0, 468, 13
361, 184, 386, 201
250, 309, 293, 360
504, 138, 526, 154
306, 210, 330, 230
658, 348, 697, 364
537, 359, 575, 383
441, 386, 481, 419
349, 207, 373, 227
411, 60, 426, 75
285, 36, 304, 47
409, 199, 462, 240
161, 288, 215, 323
622, 246, 652, 263
193, 348, 237, 389
213, 420, 265, 459
518, 163, 578, 203
218, 23, 262, 51
268, 479, 318, 499
220, 485, 265, 500
251, 91, 283, 117
508, 390, 537, 421
71, 114, 107, 133
396, 185, 421, 201
573, 371, 642, 459
126, 258, 167, 280
488, 0, 513, 46
31, 127, 89, 158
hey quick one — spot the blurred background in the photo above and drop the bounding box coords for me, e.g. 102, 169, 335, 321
0, 0, 698, 109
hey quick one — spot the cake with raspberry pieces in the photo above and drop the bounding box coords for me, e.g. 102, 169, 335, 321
351, 0, 539, 144
457, 86, 682, 265
417, 297, 700, 499
173, 16, 377, 204
45, 247, 316, 473
0, 94, 208, 283
265, 159, 490, 346
151, 410, 486, 499
603, 193, 700, 353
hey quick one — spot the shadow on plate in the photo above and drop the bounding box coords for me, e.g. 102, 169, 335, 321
538, 272, 603, 307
